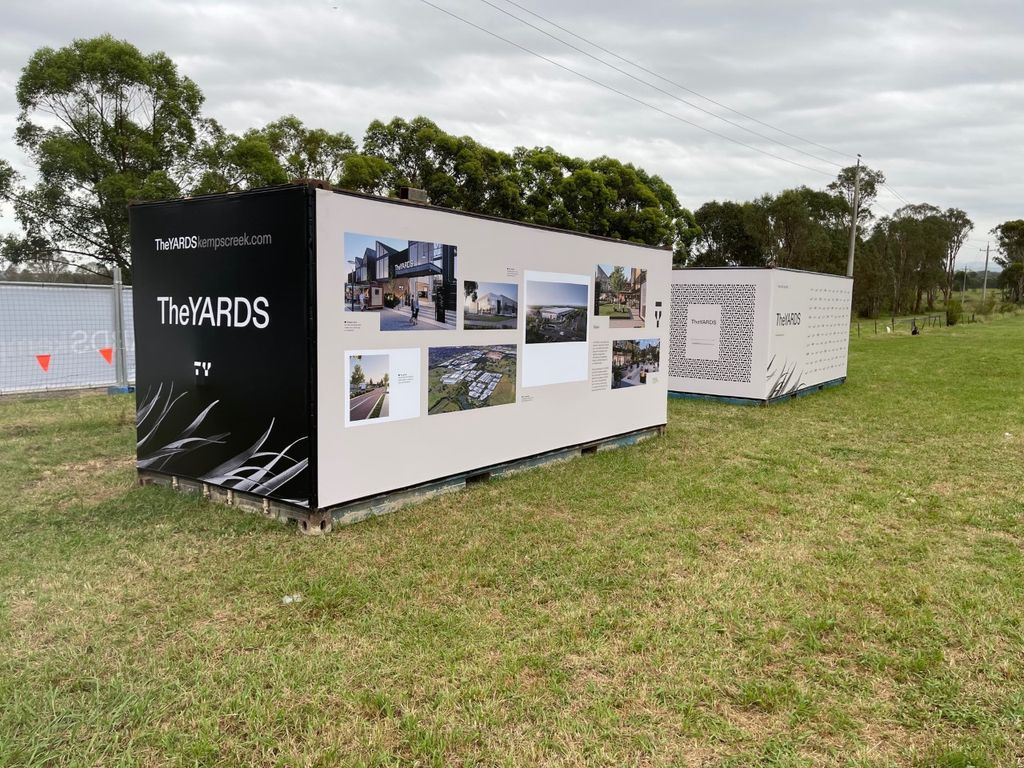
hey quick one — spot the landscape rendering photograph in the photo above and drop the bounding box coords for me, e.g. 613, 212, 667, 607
427, 345, 517, 413
612, 339, 661, 388
524, 278, 588, 344
347, 353, 390, 421
595, 264, 647, 328
463, 280, 519, 330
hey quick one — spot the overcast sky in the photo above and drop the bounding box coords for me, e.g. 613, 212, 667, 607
3, 0, 1022, 267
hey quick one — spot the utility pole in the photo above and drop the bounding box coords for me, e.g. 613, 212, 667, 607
961, 260, 967, 303
846, 154, 862, 278
980, 242, 990, 309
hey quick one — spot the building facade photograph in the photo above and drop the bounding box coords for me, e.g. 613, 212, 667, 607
344, 233, 458, 330
463, 281, 519, 330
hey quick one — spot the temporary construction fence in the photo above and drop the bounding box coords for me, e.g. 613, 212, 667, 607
0, 274, 134, 395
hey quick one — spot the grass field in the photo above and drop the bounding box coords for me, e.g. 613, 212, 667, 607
1, 317, 1022, 767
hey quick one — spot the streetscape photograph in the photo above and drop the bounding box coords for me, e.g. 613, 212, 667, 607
595, 264, 647, 328
347, 353, 389, 421
612, 339, 661, 388
427, 345, 517, 413
524, 278, 588, 344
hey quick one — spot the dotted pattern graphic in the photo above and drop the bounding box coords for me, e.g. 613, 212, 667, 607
801, 284, 851, 381
669, 283, 756, 382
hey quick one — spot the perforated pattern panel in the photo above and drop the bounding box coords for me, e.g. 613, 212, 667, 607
669, 283, 756, 382
802, 284, 851, 381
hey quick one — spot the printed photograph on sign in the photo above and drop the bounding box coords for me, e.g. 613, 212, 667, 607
525, 278, 588, 344
522, 271, 589, 387
427, 345, 517, 414
345, 348, 421, 426
594, 264, 647, 328
612, 339, 660, 389
347, 354, 390, 422
463, 281, 519, 330
343, 232, 457, 331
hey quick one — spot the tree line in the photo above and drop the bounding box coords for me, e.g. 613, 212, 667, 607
1, 35, 1021, 315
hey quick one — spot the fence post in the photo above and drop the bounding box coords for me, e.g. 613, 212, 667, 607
109, 266, 131, 394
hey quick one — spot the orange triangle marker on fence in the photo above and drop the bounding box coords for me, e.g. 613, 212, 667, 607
36, 354, 51, 372
99, 347, 114, 364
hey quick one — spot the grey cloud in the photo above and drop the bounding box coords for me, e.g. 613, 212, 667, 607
1, 0, 1021, 242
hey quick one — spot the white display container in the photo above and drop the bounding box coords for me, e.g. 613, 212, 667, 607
131, 184, 672, 528
668, 268, 852, 403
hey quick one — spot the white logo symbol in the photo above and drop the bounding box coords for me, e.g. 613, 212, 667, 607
194, 361, 212, 377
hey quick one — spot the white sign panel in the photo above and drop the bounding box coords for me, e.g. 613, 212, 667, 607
522, 270, 590, 387
316, 190, 671, 506
768, 270, 852, 398
685, 303, 721, 360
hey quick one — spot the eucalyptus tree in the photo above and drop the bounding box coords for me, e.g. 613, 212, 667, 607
992, 220, 1024, 303
940, 208, 973, 303
13, 35, 205, 279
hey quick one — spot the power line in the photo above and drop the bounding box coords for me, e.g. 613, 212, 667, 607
880, 184, 913, 206
472, 0, 844, 169
497, 0, 853, 161
416, 0, 836, 179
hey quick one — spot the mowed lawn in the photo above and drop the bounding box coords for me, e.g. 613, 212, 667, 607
1, 318, 1022, 768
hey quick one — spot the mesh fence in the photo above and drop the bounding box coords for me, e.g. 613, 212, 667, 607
0, 281, 135, 395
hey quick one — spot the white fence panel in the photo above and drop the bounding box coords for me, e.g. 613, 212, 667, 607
0, 281, 136, 395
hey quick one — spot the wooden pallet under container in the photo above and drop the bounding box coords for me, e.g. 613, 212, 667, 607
138, 424, 664, 535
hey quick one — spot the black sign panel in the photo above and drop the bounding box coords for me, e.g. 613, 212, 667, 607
130, 186, 313, 506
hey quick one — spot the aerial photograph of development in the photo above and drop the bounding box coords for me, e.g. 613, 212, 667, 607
524, 278, 588, 344
427, 345, 517, 413
463, 280, 519, 330
612, 339, 660, 388
595, 264, 647, 328
348, 353, 390, 421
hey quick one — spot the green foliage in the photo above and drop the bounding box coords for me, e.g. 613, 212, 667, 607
940, 208, 974, 303
259, 115, 356, 183
13, 35, 204, 279
192, 121, 288, 195
689, 199, 762, 266
0, 158, 13, 204
946, 298, 963, 326
827, 163, 885, 227
337, 153, 394, 196
992, 220, 1024, 303
744, 186, 848, 272
359, 117, 688, 251
867, 204, 952, 317
349, 362, 365, 389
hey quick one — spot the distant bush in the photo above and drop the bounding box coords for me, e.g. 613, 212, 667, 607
946, 299, 963, 326
979, 295, 997, 315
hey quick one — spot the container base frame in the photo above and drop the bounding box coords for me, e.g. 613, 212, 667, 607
668, 377, 846, 407
137, 424, 665, 535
